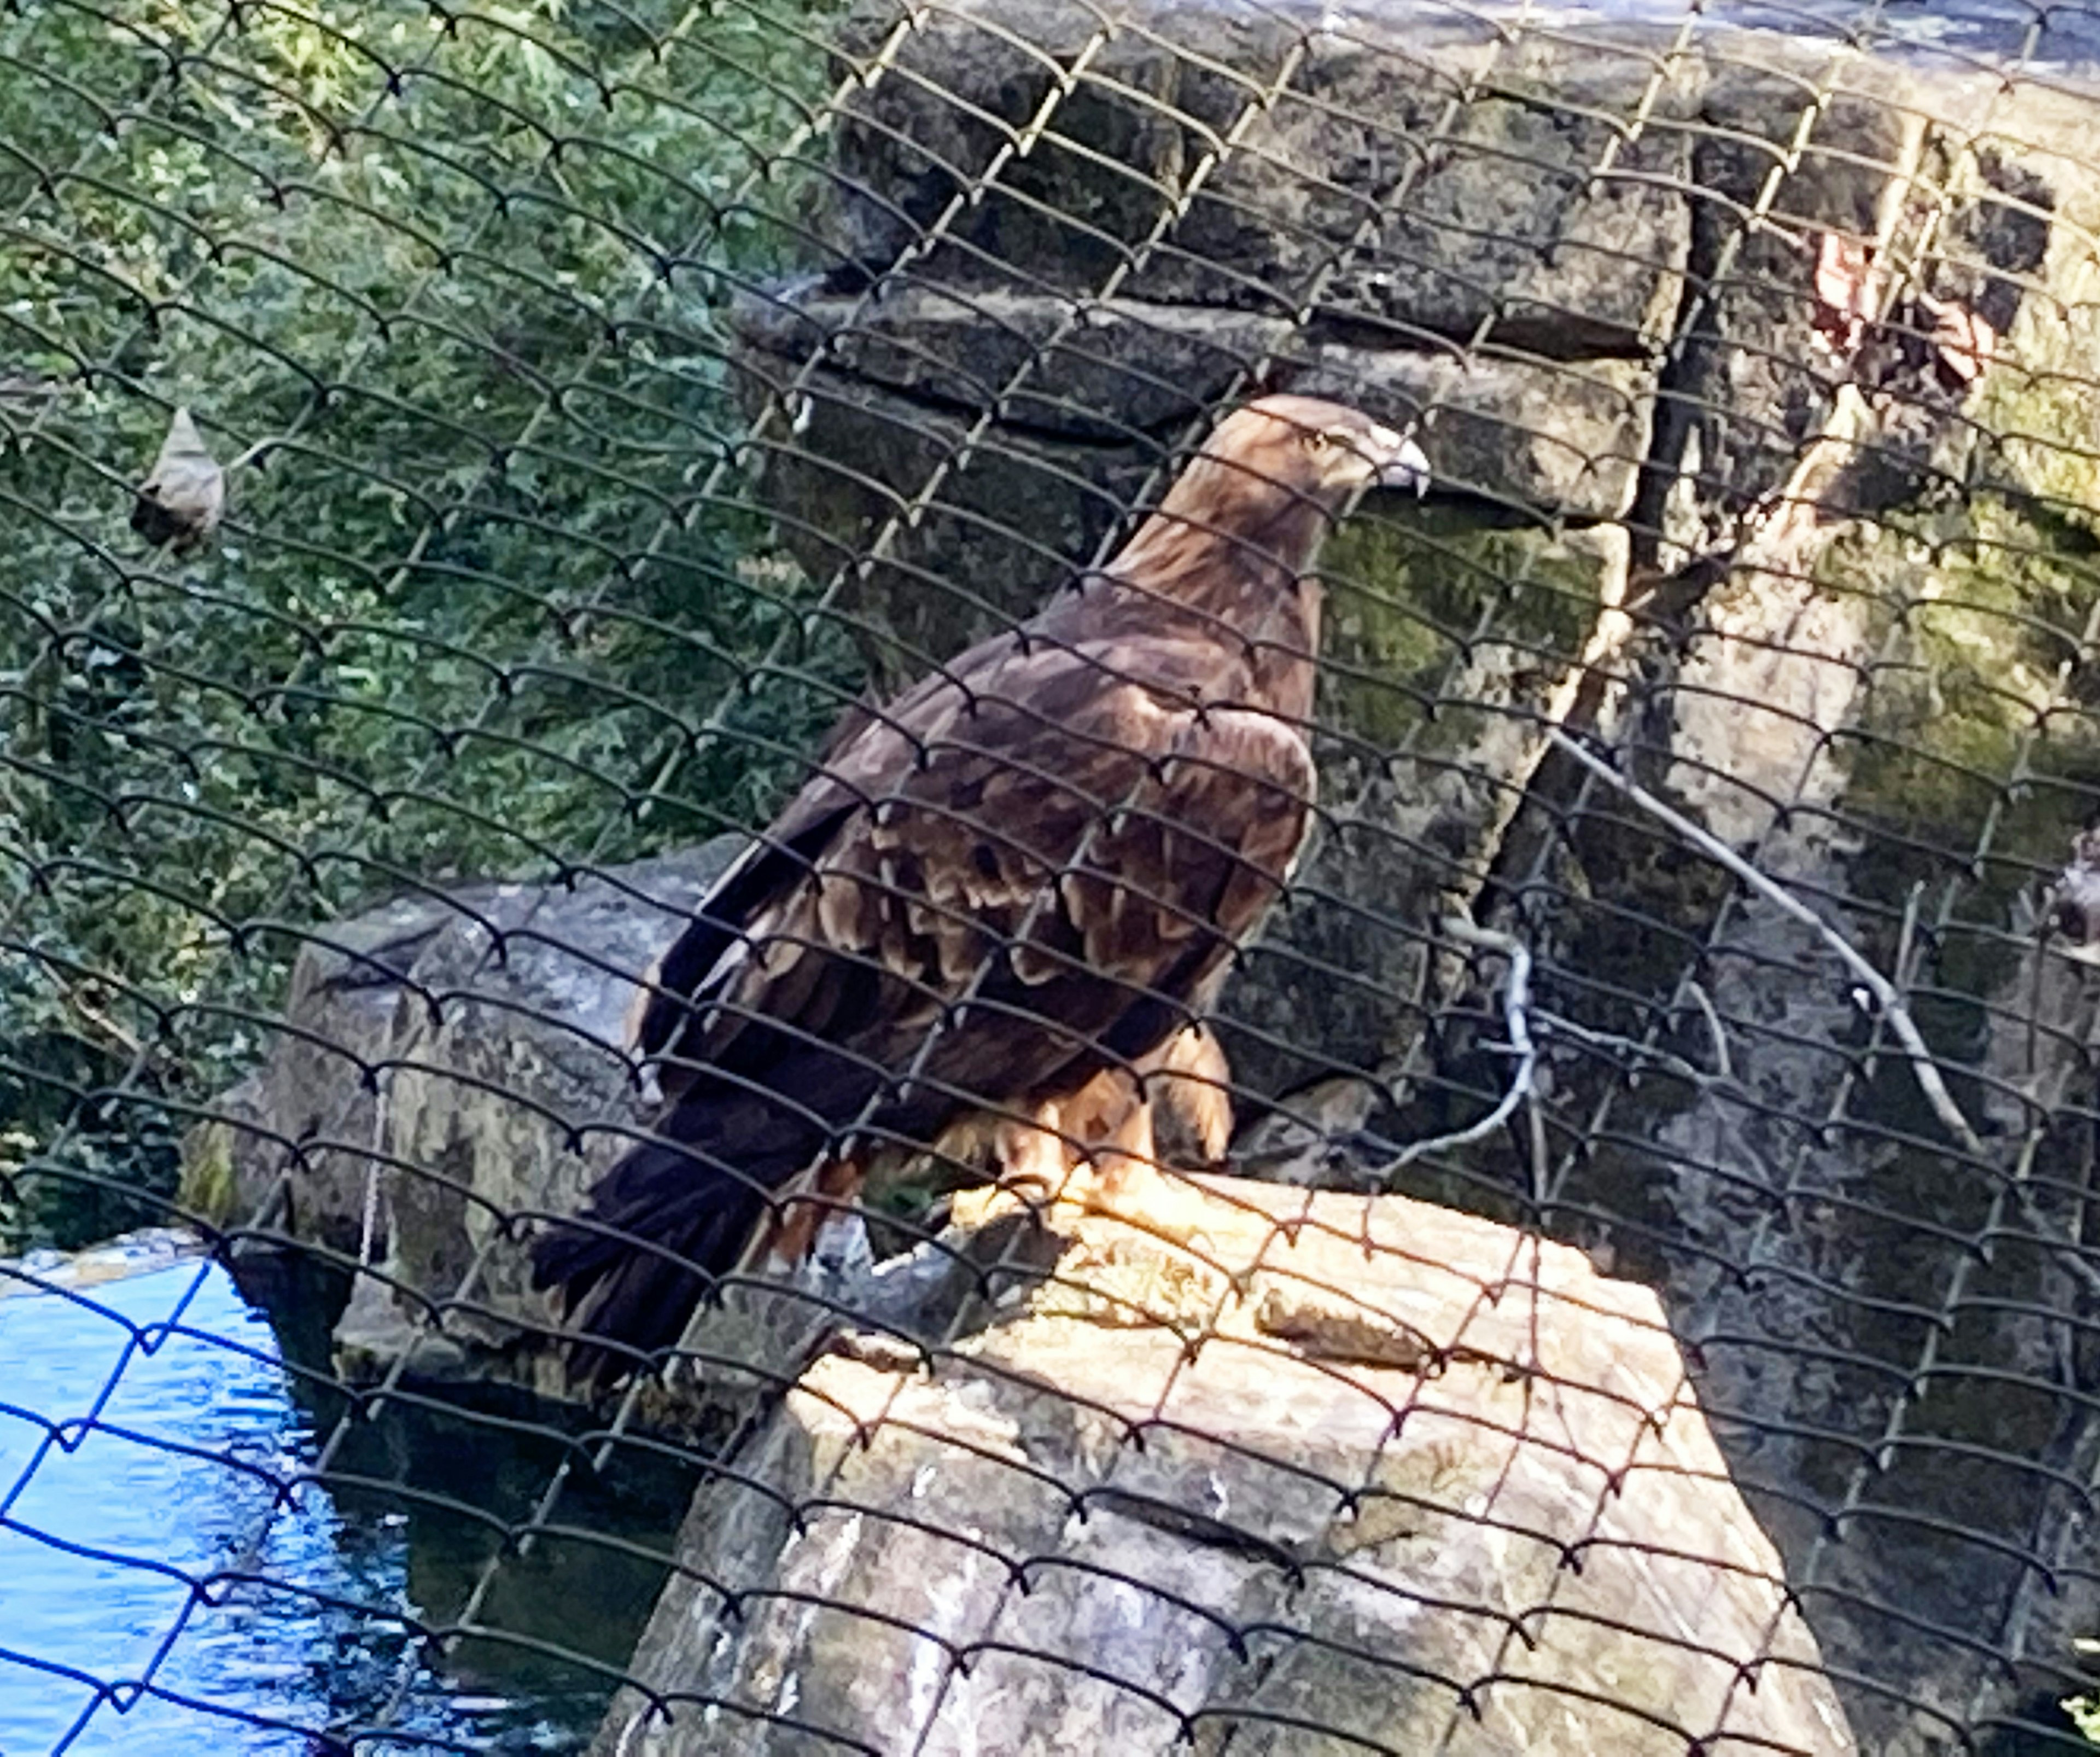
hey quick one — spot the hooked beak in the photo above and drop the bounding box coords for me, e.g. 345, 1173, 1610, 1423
1370, 428, 1431, 497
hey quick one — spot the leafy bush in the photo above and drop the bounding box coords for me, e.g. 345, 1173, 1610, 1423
0, 0, 859, 1248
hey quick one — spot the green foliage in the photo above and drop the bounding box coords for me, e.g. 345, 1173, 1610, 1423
0, 0, 859, 1248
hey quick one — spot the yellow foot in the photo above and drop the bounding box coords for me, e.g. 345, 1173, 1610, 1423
1057, 1160, 1222, 1261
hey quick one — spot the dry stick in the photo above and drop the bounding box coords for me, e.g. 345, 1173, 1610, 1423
1379, 917, 1538, 1179
1548, 727, 2100, 1304
1683, 978, 1734, 1084
1550, 729, 1980, 1153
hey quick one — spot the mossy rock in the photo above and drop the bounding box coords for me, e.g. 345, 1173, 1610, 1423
177, 1110, 246, 1231
1968, 174, 2100, 534
1319, 505, 1611, 757
1833, 494, 2100, 996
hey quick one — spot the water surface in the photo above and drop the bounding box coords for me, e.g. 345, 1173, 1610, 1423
0, 1255, 678, 1754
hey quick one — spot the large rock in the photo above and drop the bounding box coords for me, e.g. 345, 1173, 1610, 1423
185, 846, 742, 1397
591, 1179, 1857, 1756
738, 288, 1653, 520
826, 4, 1695, 353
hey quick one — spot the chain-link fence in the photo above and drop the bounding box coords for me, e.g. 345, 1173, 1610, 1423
8, 0, 2100, 1750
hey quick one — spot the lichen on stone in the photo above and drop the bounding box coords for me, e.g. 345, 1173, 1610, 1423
1320, 506, 1609, 755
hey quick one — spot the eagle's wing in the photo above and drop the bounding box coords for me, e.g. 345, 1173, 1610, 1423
538, 632, 1314, 1378
634, 636, 1314, 1124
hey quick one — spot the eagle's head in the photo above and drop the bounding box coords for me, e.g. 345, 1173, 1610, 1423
1165, 393, 1431, 531
1106, 392, 1431, 638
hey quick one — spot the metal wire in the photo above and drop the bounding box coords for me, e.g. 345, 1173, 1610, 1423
9, 0, 2100, 1752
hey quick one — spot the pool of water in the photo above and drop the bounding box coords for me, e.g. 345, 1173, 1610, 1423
0, 1253, 682, 1755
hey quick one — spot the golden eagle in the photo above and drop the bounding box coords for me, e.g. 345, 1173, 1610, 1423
533, 394, 1428, 1383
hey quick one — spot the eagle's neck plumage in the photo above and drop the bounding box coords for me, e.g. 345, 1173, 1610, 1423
1091, 466, 1333, 722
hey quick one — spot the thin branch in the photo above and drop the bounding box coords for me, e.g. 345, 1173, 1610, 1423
1683, 980, 1734, 1083
1376, 917, 1537, 1180
1537, 1009, 1716, 1091
1549, 729, 1986, 1157
1549, 731, 2100, 1302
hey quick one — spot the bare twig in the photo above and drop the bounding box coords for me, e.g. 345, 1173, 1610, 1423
1683, 980, 1734, 1083
60, 984, 146, 1064
1536, 1008, 1716, 1091
1550, 731, 2100, 1302
1549, 729, 1986, 1157
1376, 917, 1537, 1182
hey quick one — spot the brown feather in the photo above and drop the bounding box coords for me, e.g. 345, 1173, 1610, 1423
533, 394, 1425, 1384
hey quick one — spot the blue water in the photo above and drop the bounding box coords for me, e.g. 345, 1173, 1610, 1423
0, 1261, 657, 1755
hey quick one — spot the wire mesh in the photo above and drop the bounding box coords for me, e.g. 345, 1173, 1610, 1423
8, 0, 2100, 1751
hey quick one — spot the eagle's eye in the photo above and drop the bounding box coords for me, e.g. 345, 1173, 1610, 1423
1304, 429, 1332, 455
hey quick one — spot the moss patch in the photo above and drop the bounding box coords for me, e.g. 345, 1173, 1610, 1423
1971, 253, 2100, 539
177, 1118, 240, 1231
1834, 493, 2100, 987
1320, 507, 1608, 754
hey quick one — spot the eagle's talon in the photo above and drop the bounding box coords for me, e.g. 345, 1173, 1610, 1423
1079, 1164, 1224, 1264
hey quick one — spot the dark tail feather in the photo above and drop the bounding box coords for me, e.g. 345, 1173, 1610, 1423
530, 1132, 797, 1391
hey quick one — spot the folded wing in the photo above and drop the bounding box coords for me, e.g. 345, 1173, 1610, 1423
534, 630, 1316, 1380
